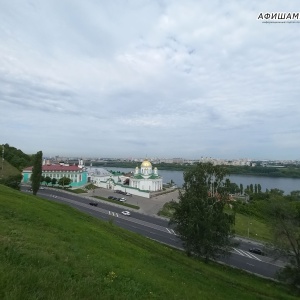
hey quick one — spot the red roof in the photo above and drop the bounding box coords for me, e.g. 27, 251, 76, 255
23, 165, 83, 172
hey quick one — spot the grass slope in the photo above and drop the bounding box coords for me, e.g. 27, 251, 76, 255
0, 185, 297, 299
235, 213, 272, 242
0, 160, 20, 179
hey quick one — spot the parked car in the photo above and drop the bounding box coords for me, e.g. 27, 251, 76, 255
249, 248, 264, 255
121, 211, 131, 216
89, 202, 98, 207
108, 196, 114, 199
40, 187, 45, 190
125, 193, 132, 196
119, 198, 126, 202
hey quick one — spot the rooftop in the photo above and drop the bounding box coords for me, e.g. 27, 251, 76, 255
23, 165, 83, 172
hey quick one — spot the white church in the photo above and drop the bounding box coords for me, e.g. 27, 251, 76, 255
89, 159, 163, 198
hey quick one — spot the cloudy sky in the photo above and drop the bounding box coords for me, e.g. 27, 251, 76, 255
1, 1, 300, 160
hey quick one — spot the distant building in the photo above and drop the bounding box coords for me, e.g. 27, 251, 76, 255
130, 159, 163, 191
89, 159, 163, 198
22, 159, 88, 187
172, 158, 184, 164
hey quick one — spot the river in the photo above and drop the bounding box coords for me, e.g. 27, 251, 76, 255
88, 167, 300, 195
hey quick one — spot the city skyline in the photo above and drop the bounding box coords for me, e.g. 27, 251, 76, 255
44, 154, 299, 165
1, 1, 300, 160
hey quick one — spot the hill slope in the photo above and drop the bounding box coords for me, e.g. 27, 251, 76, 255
0, 160, 21, 179
0, 143, 34, 171
0, 185, 297, 299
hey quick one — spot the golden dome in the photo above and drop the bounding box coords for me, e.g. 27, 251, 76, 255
141, 159, 152, 167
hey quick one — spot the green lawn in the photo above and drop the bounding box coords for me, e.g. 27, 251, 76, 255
0, 160, 20, 178
0, 185, 298, 299
235, 213, 272, 242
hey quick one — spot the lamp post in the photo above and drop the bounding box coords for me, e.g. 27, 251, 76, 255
247, 219, 252, 238
1, 144, 4, 178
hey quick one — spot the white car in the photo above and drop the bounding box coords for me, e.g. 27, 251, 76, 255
119, 198, 126, 202
121, 211, 131, 216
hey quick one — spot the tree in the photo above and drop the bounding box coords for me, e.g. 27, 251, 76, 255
0, 174, 22, 190
170, 163, 235, 262
40, 175, 45, 184
31, 151, 43, 195
1, 143, 34, 171
250, 184, 254, 193
270, 188, 284, 196
254, 184, 258, 193
228, 182, 240, 194
257, 184, 262, 193
58, 176, 72, 188
45, 176, 51, 186
51, 178, 57, 187
245, 185, 250, 194
266, 199, 300, 287
240, 183, 244, 195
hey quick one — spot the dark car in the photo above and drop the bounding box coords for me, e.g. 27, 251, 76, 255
108, 196, 114, 199
249, 248, 264, 255
89, 202, 98, 207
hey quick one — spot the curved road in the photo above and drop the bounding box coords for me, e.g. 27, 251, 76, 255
21, 186, 283, 279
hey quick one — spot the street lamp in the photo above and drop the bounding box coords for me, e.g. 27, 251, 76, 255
1, 144, 4, 178
247, 219, 252, 238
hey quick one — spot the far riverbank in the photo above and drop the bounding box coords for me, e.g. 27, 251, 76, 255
90, 162, 300, 178
89, 167, 300, 195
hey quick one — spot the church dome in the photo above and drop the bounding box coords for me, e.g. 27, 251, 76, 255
141, 159, 152, 167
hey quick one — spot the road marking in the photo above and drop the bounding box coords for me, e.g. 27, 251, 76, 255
233, 248, 261, 261
170, 229, 177, 235
166, 228, 177, 235
109, 211, 118, 217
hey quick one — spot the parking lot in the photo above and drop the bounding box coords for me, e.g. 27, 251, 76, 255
86, 187, 179, 216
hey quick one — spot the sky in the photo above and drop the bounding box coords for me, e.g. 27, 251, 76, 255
1, 1, 300, 160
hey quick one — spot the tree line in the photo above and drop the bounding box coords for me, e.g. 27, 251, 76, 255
0, 144, 34, 171
40, 175, 72, 188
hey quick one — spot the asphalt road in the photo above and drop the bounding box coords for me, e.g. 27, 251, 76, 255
21, 186, 283, 279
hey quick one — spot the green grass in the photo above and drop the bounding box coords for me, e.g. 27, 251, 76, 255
158, 201, 175, 218
0, 160, 20, 179
85, 183, 98, 190
0, 184, 298, 299
68, 188, 88, 194
234, 213, 272, 242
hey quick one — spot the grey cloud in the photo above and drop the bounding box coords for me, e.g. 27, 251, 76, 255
1, 0, 300, 159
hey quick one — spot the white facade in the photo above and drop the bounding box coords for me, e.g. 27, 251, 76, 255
88, 159, 163, 198
129, 159, 163, 191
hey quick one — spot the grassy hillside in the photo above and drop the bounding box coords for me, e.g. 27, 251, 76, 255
0, 144, 34, 171
0, 160, 21, 179
0, 185, 297, 299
